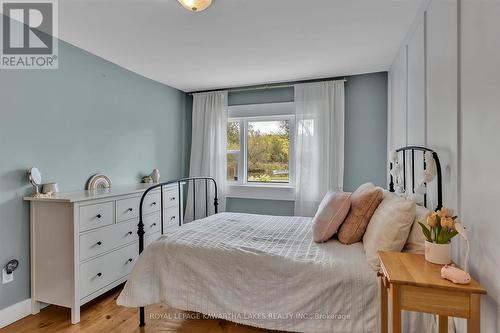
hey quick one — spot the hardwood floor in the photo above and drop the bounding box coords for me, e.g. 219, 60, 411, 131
1, 286, 275, 333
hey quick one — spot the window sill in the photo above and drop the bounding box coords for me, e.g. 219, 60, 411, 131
226, 183, 295, 201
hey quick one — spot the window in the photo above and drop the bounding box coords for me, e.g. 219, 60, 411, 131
226, 102, 295, 200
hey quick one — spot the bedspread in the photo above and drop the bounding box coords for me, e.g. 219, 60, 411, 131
117, 212, 435, 332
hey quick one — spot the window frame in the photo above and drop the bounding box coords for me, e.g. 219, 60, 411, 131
226, 102, 296, 201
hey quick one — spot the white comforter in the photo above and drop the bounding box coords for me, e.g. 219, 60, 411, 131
117, 213, 437, 333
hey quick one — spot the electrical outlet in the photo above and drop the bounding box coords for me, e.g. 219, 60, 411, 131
2, 268, 14, 284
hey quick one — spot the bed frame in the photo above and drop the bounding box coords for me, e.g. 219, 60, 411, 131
137, 176, 219, 326
388, 145, 443, 211
135, 146, 442, 327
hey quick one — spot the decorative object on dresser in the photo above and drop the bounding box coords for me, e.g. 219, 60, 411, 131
86, 174, 112, 190
418, 207, 459, 264
150, 169, 160, 183
24, 183, 183, 324
378, 251, 486, 333
27, 167, 49, 198
42, 182, 59, 195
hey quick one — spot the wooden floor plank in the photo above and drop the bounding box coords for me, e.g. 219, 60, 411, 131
1, 286, 276, 333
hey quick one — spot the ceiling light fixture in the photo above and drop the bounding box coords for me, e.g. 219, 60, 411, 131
177, 0, 212, 12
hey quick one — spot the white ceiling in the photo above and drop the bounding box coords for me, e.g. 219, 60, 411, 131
59, 0, 422, 92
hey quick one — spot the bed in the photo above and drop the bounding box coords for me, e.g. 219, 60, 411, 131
117, 146, 443, 332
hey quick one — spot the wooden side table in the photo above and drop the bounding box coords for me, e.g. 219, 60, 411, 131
378, 251, 487, 333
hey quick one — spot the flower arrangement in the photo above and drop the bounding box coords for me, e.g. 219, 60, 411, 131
418, 208, 459, 244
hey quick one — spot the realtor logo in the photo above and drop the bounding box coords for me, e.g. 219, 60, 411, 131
1, 0, 58, 69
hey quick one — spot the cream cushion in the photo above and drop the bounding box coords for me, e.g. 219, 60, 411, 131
363, 191, 416, 270
312, 191, 351, 243
403, 205, 432, 254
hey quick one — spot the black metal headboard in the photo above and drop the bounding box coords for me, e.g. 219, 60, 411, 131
388, 146, 443, 211
137, 176, 218, 327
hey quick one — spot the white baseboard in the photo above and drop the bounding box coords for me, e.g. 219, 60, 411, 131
0, 298, 32, 329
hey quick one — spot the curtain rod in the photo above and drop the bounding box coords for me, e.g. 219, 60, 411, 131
187, 77, 348, 95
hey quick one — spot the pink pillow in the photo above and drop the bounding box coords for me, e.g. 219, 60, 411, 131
337, 183, 383, 244
312, 191, 352, 243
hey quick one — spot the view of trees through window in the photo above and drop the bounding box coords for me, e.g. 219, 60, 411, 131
227, 119, 290, 183
227, 121, 240, 181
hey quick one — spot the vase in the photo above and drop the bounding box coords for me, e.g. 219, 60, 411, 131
424, 241, 451, 265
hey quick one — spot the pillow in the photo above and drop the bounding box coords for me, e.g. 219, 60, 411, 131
363, 191, 416, 270
337, 183, 383, 244
312, 191, 352, 243
403, 205, 431, 254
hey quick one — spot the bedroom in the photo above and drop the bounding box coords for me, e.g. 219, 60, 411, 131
0, 0, 498, 332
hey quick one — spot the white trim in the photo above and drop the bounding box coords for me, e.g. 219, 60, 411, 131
0, 298, 31, 328
227, 184, 295, 201
226, 102, 296, 200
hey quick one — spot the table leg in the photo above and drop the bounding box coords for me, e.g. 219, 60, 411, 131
468, 294, 480, 333
380, 277, 388, 333
438, 315, 448, 333
390, 284, 401, 333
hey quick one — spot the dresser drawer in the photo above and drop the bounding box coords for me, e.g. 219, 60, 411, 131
115, 196, 140, 222
144, 212, 161, 235
163, 206, 180, 230
143, 191, 161, 215
79, 219, 138, 261
79, 202, 114, 232
164, 206, 180, 226
163, 188, 179, 209
80, 242, 138, 299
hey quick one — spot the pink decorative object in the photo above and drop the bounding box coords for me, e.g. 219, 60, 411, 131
312, 191, 351, 243
441, 265, 471, 285
440, 222, 472, 285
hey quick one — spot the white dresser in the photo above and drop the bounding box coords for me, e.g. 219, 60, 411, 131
24, 183, 183, 324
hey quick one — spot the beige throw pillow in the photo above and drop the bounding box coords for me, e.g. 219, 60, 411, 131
363, 192, 416, 270
338, 183, 383, 244
312, 191, 352, 243
403, 205, 431, 254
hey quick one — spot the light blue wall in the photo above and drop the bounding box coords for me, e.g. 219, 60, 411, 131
344, 72, 388, 191
0, 22, 188, 309
225, 72, 388, 216
226, 198, 295, 216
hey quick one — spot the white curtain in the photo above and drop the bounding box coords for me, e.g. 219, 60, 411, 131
184, 91, 228, 222
294, 81, 345, 217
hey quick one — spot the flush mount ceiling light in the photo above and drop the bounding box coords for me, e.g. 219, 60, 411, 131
177, 0, 212, 12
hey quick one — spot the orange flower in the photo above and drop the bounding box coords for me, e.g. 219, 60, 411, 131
427, 214, 437, 227
438, 207, 454, 218
441, 217, 454, 229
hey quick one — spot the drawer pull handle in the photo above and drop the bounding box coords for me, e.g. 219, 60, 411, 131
170, 216, 175, 220
170, 197, 175, 201
150, 223, 157, 227
127, 208, 133, 212
96, 241, 102, 246
126, 258, 133, 264
127, 231, 133, 235
96, 272, 102, 278
151, 202, 157, 206
96, 214, 102, 219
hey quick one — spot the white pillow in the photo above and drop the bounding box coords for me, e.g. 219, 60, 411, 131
403, 205, 431, 254
363, 191, 416, 270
